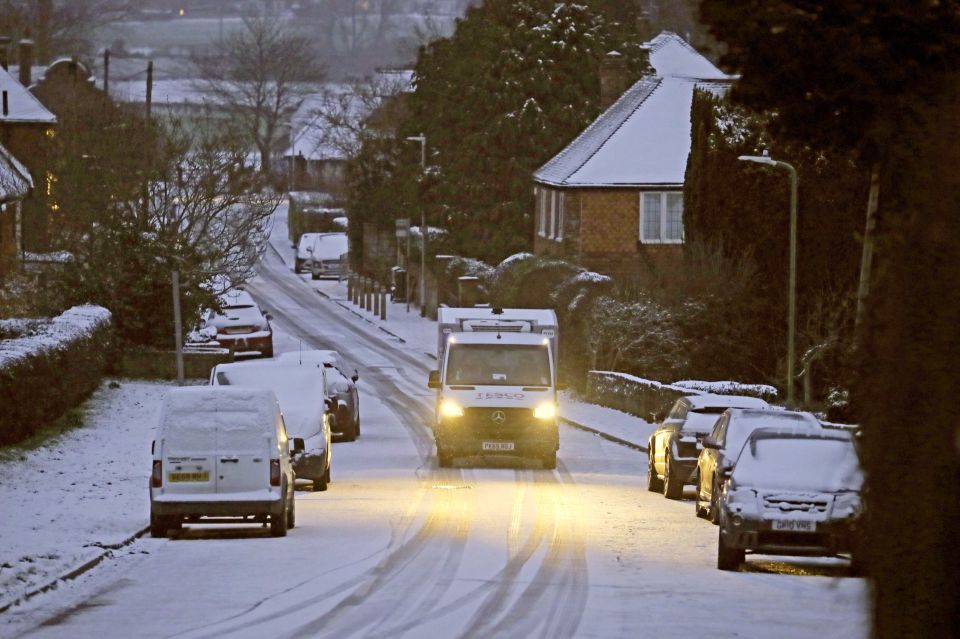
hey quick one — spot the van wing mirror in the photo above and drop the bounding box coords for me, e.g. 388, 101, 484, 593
719, 464, 734, 480
351, 370, 359, 382
701, 437, 720, 450
325, 398, 336, 413
428, 370, 441, 389
291, 438, 305, 454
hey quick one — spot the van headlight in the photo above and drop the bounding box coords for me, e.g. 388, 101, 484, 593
533, 402, 557, 420
440, 399, 464, 418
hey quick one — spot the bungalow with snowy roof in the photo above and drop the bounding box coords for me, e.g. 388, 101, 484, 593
532, 31, 733, 278
0, 142, 32, 276
0, 59, 58, 254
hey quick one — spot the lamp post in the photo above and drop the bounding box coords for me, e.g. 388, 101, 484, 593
405, 133, 427, 317
738, 151, 799, 407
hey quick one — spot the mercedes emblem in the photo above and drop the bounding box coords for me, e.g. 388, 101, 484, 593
491, 410, 507, 424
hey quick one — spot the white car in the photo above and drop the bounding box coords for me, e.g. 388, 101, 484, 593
308, 232, 349, 280
149, 386, 298, 538
277, 349, 360, 441
294, 232, 321, 274
210, 360, 333, 491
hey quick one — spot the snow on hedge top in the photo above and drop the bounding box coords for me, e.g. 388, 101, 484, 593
673, 380, 778, 399
0, 305, 111, 369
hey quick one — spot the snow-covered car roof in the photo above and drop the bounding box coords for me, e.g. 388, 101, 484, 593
685, 394, 769, 410
311, 233, 348, 259
277, 349, 338, 366
210, 362, 326, 438
732, 428, 862, 492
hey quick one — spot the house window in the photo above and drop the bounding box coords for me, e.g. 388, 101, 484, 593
555, 192, 564, 241
537, 188, 548, 237
640, 192, 684, 243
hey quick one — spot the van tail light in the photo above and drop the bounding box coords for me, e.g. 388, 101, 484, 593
270, 459, 281, 486
152, 460, 163, 488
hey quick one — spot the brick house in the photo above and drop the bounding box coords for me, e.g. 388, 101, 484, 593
533, 32, 732, 279
0, 46, 57, 253
0, 141, 31, 276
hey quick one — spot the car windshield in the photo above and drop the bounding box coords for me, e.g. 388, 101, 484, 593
732, 436, 863, 492
445, 343, 551, 386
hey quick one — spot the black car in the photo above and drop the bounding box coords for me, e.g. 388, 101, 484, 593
648, 394, 769, 499
716, 427, 864, 573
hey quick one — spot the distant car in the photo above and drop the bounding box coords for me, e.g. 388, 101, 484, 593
716, 427, 864, 572
277, 350, 360, 441
210, 360, 333, 491
149, 386, 297, 538
697, 408, 822, 523
294, 232, 321, 274
199, 289, 273, 358
308, 232, 349, 280
648, 394, 769, 499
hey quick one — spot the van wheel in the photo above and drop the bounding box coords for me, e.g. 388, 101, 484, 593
437, 446, 453, 468
541, 451, 557, 470
150, 512, 166, 538
271, 504, 288, 537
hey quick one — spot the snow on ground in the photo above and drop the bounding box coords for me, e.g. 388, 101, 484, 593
0, 380, 173, 611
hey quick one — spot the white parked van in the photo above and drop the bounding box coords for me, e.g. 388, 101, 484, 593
149, 386, 299, 538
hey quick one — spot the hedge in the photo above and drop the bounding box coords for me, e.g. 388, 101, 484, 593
0, 305, 113, 446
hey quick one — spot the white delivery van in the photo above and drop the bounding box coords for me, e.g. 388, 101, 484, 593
309, 232, 349, 280
210, 360, 333, 491
428, 307, 560, 468
149, 386, 299, 538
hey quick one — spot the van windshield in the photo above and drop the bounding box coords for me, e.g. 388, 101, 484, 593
445, 343, 551, 386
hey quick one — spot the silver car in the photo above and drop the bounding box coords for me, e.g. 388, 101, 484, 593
277, 350, 360, 442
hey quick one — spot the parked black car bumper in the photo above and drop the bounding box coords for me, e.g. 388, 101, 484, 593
720, 514, 858, 556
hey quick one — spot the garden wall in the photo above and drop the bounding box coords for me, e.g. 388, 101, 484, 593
0, 305, 113, 446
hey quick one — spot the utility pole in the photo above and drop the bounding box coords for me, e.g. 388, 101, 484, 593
103, 49, 110, 94
405, 134, 428, 317
145, 60, 153, 121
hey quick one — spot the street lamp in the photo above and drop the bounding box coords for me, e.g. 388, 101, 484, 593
738, 151, 799, 407
405, 133, 427, 317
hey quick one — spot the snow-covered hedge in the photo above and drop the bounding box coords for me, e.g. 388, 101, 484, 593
0, 305, 113, 446
586, 371, 779, 421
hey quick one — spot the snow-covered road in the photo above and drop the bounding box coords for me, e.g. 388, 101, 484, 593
0, 211, 869, 638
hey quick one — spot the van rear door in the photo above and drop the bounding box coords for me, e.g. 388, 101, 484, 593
215, 411, 271, 494
162, 417, 218, 495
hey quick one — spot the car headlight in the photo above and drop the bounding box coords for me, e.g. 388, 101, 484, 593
439, 399, 464, 418
533, 402, 557, 420
833, 492, 862, 519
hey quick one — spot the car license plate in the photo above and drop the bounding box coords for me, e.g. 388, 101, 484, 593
773, 519, 816, 532
482, 441, 515, 452
168, 471, 210, 483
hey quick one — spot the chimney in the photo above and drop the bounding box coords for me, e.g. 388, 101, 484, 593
599, 51, 628, 110
0, 37, 10, 70
18, 38, 34, 87
2, 90, 8, 117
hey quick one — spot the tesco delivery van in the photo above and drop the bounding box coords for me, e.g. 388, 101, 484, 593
428, 307, 560, 468
149, 386, 299, 538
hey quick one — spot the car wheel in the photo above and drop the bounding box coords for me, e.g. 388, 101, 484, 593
270, 502, 288, 537
313, 466, 329, 492
647, 451, 664, 492
311, 271, 319, 280
541, 451, 557, 470
262, 346, 274, 359
717, 528, 744, 571
287, 494, 296, 529
150, 511, 167, 538
709, 480, 720, 525
663, 456, 683, 500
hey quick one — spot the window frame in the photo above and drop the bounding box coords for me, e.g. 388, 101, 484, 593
639, 191, 685, 244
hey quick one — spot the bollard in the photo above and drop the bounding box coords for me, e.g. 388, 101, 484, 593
361, 277, 368, 311
373, 282, 381, 317
379, 286, 387, 321
365, 278, 373, 312
351, 275, 359, 305
347, 275, 353, 302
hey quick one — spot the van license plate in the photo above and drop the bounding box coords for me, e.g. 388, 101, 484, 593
773, 519, 815, 532
168, 471, 210, 483
482, 441, 515, 452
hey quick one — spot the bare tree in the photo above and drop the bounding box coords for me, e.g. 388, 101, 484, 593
192, 13, 326, 175
0, 0, 134, 62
